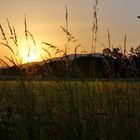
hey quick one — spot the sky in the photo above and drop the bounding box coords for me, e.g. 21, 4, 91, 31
0, 0, 140, 63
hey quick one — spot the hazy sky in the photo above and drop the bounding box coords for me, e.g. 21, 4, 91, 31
0, 0, 140, 62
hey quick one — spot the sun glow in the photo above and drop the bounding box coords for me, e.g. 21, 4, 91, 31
23, 53, 37, 63
18, 40, 55, 64
19, 42, 41, 64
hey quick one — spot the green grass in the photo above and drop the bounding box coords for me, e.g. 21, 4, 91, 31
0, 79, 140, 140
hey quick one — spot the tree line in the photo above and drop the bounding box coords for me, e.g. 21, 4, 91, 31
1, 45, 140, 79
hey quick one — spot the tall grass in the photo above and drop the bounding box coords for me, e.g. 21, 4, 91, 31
0, 80, 139, 140
124, 34, 127, 55
91, 0, 98, 53
0, 0, 140, 139
0, 16, 37, 70
107, 29, 111, 49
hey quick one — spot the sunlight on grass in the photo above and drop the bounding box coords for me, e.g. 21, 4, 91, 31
19, 41, 40, 63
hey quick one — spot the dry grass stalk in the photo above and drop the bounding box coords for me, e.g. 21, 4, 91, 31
40, 54, 49, 62
5, 56, 17, 66
60, 26, 82, 56
0, 17, 37, 67
42, 42, 57, 49
12, 26, 18, 47
0, 59, 10, 68
27, 31, 36, 46
24, 15, 28, 40
27, 46, 31, 60
65, 5, 68, 32
42, 42, 65, 58
60, 26, 76, 42
0, 42, 15, 55
0, 23, 8, 45
124, 34, 127, 55
65, 5, 69, 55
7, 20, 22, 66
61, 5, 83, 58
91, 0, 98, 53
7, 19, 20, 58
0, 22, 21, 66
107, 29, 111, 49
24, 16, 36, 46
12, 25, 21, 64
74, 44, 81, 58
7, 18, 13, 36
42, 47, 52, 60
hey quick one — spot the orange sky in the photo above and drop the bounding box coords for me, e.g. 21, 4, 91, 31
0, 0, 140, 64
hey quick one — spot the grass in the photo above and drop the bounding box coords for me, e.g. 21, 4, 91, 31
0, 79, 140, 140
0, 0, 140, 139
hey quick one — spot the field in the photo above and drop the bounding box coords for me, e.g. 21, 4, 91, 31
0, 0, 140, 139
0, 79, 140, 140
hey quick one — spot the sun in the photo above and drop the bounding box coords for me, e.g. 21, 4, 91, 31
19, 43, 39, 63
24, 53, 37, 63
19, 40, 49, 64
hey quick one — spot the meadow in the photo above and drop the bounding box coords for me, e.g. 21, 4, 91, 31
0, 79, 140, 140
0, 0, 140, 139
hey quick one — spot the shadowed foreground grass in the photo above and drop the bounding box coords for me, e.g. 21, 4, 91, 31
0, 80, 140, 140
